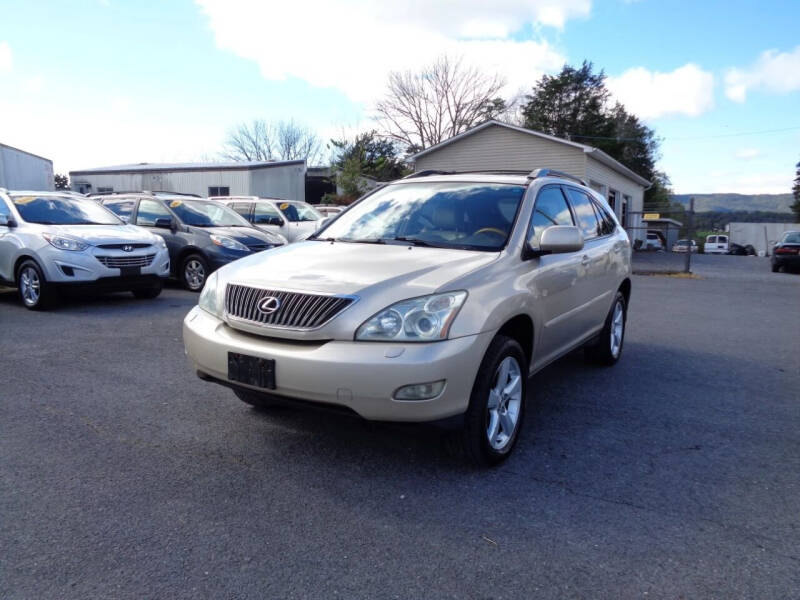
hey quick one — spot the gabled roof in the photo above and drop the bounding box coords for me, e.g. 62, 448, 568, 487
409, 120, 650, 188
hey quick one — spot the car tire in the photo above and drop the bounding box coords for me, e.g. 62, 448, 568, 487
181, 254, 208, 292
16, 259, 57, 310
458, 335, 527, 466
132, 279, 163, 299
233, 388, 280, 410
585, 291, 627, 366
771, 263, 781, 273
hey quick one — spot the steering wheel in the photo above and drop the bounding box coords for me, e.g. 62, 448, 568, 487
473, 227, 506, 238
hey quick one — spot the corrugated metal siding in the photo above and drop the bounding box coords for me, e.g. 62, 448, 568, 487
250, 163, 306, 200
0, 145, 54, 190
414, 125, 586, 177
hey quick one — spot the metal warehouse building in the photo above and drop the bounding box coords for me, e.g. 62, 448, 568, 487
410, 120, 651, 241
69, 160, 307, 200
0, 143, 54, 191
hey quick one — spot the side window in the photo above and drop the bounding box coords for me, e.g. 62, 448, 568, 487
592, 199, 616, 236
565, 188, 600, 239
230, 203, 253, 221
136, 199, 171, 226
253, 202, 282, 225
528, 186, 574, 246
104, 200, 135, 223
0, 198, 11, 219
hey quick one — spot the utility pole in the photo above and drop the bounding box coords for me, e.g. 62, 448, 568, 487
684, 197, 695, 273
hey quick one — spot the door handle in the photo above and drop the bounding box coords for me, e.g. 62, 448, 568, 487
581, 254, 590, 266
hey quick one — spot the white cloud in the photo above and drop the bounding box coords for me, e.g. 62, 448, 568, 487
725, 46, 800, 102
23, 76, 44, 93
606, 63, 714, 119
734, 148, 761, 160
0, 41, 12, 72
194, 0, 588, 103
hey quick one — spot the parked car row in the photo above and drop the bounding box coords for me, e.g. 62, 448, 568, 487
0, 188, 329, 307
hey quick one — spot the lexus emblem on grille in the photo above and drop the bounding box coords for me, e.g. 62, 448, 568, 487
257, 296, 281, 315
122, 245, 134, 252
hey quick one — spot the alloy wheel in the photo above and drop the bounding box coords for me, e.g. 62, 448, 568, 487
486, 356, 522, 450
19, 266, 41, 307
185, 260, 205, 290
610, 300, 624, 358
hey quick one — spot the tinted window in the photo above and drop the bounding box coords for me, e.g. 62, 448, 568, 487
136, 199, 171, 226
104, 199, 135, 222
565, 188, 600, 239
11, 195, 121, 225
208, 186, 230, 197
782, 232, 800, 244
318, 182, 526, 251
528, 186, 574, 246
253, 202, 282, 224
592, 199, 616, 236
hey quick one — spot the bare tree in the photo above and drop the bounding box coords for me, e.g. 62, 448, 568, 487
222, 119, 322, 164
375, 55, 507, 152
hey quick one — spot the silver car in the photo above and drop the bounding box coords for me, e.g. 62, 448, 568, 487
0, 189, 170, 309
185, 170, 631, 464
211, 196, 324, 242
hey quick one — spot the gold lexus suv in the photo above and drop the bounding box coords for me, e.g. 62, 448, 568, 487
183, 169, 632, 465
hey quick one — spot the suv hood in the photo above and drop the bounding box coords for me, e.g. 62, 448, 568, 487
47, 224, 158, 246
220, 240, 498, 296
194, 226, 276, 246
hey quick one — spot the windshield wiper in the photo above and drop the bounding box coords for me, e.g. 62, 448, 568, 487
390, 236, 440, 247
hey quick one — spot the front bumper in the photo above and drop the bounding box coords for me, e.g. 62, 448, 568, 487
183, 306, 494, 422
39, 245, 170, 283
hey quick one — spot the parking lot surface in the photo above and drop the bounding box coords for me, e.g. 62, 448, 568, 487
2, 261, 799, 599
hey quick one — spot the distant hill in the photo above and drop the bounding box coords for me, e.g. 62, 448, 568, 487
671, 193, 793, 213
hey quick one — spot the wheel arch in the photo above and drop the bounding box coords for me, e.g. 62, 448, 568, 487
14, 254, 43, 280
618, 277, 631, 307
497, 314, 534, 369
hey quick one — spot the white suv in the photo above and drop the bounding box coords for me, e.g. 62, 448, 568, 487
0, 189, 170, 309
186, 170, 631, 465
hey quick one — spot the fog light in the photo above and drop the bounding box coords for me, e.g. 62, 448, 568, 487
393, 380, 446, 401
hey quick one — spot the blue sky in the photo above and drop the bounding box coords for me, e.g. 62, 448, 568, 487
0, 0, 798, 194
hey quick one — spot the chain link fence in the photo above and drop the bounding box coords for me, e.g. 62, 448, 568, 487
625, 202, 696, 274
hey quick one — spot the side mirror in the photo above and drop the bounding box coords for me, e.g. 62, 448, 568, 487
528, 225, 584, 257
267, 216, 284, 226
0, 214, 15, 227
154, 217, 174, 230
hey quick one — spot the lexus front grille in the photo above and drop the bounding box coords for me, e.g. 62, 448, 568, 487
225, 284, 355, 330
96, 254, 156, 268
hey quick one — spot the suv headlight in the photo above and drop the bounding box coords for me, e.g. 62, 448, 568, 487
42, 233, 88, 251
210, 234, 249, 252
355, 291, 467, 342
198, 271, 223, 316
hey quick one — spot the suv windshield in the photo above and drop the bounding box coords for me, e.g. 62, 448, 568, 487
315, 182, 525, 250
167, 199, 251, 227
11, 195, 122, 225
277, 201, 322, 222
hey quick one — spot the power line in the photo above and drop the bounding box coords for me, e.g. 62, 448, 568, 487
568, 125, 800, 142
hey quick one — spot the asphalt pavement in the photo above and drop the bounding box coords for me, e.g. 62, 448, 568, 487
1, 261, 799, 599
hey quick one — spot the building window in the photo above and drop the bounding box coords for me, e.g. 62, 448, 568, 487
608, 188, 618, 212
97, 187, 114, 193
208, 186, 229, 197
621, 194, 631, 227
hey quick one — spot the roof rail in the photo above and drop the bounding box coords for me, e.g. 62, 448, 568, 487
528, 168, 587, 186
404, 169, 455, 179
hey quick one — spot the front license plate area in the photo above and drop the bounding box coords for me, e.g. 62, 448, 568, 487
228, 352, 276, 389
120, 266, 141, 277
